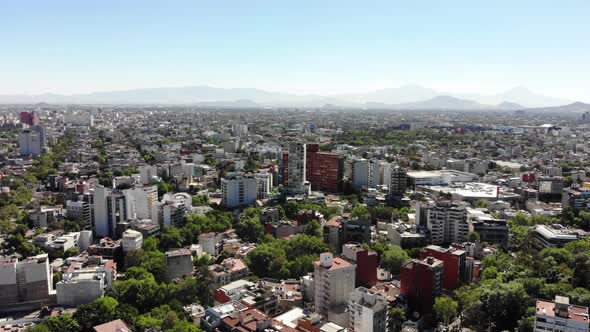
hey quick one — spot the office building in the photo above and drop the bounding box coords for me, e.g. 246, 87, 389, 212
534, 224, 587, 249
348, 287, 388, 332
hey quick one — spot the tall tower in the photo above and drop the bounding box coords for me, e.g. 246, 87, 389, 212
287, 143, 309, 195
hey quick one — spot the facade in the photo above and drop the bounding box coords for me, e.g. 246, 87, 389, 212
342, 243, 378, 288
93, 186, 128, 238
124, 185, 159, 222
425, 202, 469, 244
421, 245, 470, 290
66, 200, 92, 229
199, 232, 224, 256
19, 129, 43, 156
165, 249, 193, 281
400, 257, 444, 312
313, 252, 356, 318
56, 267, 112, 306
352, 159, 373, 192
286, 143, 309, 195
0, 254, 54, 311
306, 144, 343, 193
221, 173, 257, 208
389, 165, 408, 195
348, 287, 388, 332
255, 172, 272, 199
534, 296, 589, 332
121, 229, 143, 253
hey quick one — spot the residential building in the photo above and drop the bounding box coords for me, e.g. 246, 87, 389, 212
306, 143, 344, 193
93, 186, 128, 238
286, 143, 309, 195
208, 258, 249, 288
424, 201, 469, 244
56, 267, 112, 306
348, 287, 388, 332
124, 185, 159, 222
421, 245, 471, 290
19, 129, 42, 156
139, 165, 159, 185
199, 232, 224, 256
121, 229, 143, 253
534, 296, 589, 332
313, 252, 356, 318
221, 173, 257, 208
342, 243, 378, 288
165, 249, 193, 281
400, 256, 444, 312
0, 254, 55, 311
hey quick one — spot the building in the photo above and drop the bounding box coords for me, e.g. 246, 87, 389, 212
139, 165, 159, 185
208, 258, 250, 289
538, 176, 565, 197
56, 267, 112, 306
124, 185, 159, 222
342, 243, 378, 288
420, 245, 471, 290
66, 200, 92, 229
424, 201, 469, 244
93, 319, 132, 332
199, 232, 224, 256
534, 296, 589, 332
121, 229, 143, 253
306, 144, 343, 193
534, 224, 587, 249
400, 257, 444, 312
255, 171, 272, 199
0, 254, 55, 311
313, 252, 356, 318
351, 159, 374, 192
93, 186, 128, 238
407, 170, 479, 188
159, 192, 191, 227
286, 143, 309, 195
19, 129, 42, 156
348, 287, 388, 332
389, 165, 408, 196
165, 249, 193, 281
221, 173, 257, 208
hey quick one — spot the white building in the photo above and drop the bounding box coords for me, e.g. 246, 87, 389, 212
19, 129, 42, 156
139, 165, 159, 185
348, 287, 388, 332
424, 202, 470, 244
124, 185, 159, 223
198, 232, 223, 256
313, 253, 356, 320
56, 267, 110, 306
93, 186, 128, 238
287, 143, 309, 195
352, 159, 372, 192
221, 173, 257, 208
122, 229, 143, 253
160, 192, 192, 227
255, 172, 272, 199
0, 254, 54, 310
534, 296, 589, 332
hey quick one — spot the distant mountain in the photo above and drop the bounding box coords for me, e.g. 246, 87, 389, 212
390, 95, 487, 110
524, 101, 590, 112
0, 84, 579, 108
461, 86, 572, 107
496, 101, 524, 110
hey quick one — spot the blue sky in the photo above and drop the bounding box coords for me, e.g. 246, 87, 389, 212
1, 1, 589, 100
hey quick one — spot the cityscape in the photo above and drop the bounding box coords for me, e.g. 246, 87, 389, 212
1, 2, 590, 332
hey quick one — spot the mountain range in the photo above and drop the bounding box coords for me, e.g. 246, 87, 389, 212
0, 85, 584, 110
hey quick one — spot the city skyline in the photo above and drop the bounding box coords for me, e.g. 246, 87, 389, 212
1, 1, 589, 102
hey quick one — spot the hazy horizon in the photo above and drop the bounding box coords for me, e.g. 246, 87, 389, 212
1, 1, 589, 102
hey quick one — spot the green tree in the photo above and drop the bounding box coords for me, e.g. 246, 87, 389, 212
44, 314, 80, 332
159, 226, 183, 251
165, 320, 203, 332
304, 219, 323, 237
235, 216, 265, 243
468, 231, 480, 242
74, 296, 120, 331
433, 296, 458, 325
380, 245, 410, 275
387, 306, 406, 332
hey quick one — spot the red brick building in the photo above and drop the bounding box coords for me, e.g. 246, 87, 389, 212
281, 144, 343, 192
420, 245, 467, 290
400, 257, 444, 312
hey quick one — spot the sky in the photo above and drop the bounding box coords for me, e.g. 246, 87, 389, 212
1, 1, 589, 100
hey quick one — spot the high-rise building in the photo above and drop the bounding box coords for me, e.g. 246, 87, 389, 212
255, 171, 272, 199
348, 287, 388, 332
342, 243, 378, 288
313, 252, 356, 318
20, 111, 40, 127
425, 201, 470, 244
352, 159, 371, 192
534, 296, 589, 332
400, 256, 444, 312
286, 143, 309, 195
93, 186, 128, 238
389, 165, 408, 195
124, 185, 159, 222
122, 229, 143, 253
306, 144, 344, 193
19, 129, 42, 156
221, 173, 257, 208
